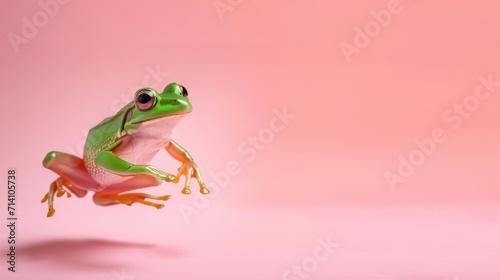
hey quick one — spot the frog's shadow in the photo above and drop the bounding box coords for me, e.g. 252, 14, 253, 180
14, 238, 186, 270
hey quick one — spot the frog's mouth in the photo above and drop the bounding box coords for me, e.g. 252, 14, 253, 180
126, 113, 189, 136
134, 112, 189, 126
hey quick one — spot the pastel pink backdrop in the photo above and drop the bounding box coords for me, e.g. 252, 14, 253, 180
1, 0, 500, 279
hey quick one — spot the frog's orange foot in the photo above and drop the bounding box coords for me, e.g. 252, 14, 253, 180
93, 193, 171, 209
174, 161, 211, 195
42, 177, 87, 217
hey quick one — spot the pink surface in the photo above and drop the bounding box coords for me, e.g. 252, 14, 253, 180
1, 0, 500, 279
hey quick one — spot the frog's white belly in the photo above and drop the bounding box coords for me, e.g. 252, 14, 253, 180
90, 115, 183, 187
118, 132, 172, 167
94, 133, 172, 187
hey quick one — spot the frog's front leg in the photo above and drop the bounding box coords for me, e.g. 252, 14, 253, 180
165, 140, 210, 195
94, 150, 176, 181
42, 151, 99, 217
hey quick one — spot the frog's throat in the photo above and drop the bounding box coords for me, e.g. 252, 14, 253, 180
131, 112, 190, 125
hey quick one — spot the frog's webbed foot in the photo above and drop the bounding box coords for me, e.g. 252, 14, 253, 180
41, 177, 88, 217
165, 140, 210, 195
174, 161, 210, 195
93, 192, 171, 209
42, 151, 96, 217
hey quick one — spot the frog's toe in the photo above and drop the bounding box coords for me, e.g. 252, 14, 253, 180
122, 200, 133, 206
56, 189, 71, 198
165, 174, 176, 182
158, 195, 171, 201
47, 207, 56, 217
200, 187, 210, 194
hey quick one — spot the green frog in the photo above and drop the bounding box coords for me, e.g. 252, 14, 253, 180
42, 83, 210, 217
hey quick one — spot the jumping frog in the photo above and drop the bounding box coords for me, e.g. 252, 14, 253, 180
42, 83, 210, 217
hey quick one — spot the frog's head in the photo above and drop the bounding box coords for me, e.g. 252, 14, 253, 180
124, 83, 192, 133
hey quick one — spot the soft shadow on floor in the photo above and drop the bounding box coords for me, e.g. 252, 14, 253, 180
14, 238, 186, 270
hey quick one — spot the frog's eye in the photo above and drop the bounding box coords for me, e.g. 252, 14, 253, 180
180, 86, 188, 97
134, 89, 156, 111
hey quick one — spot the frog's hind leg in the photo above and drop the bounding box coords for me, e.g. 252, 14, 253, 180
92, 175, 170, 209
42, 151, 99, 217
93, 192, 171, 209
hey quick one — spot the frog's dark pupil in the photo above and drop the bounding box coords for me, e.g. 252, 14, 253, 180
138, 94, 151, 104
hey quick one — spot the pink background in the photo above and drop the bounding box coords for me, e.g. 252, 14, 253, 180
1, 0, 500, 279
